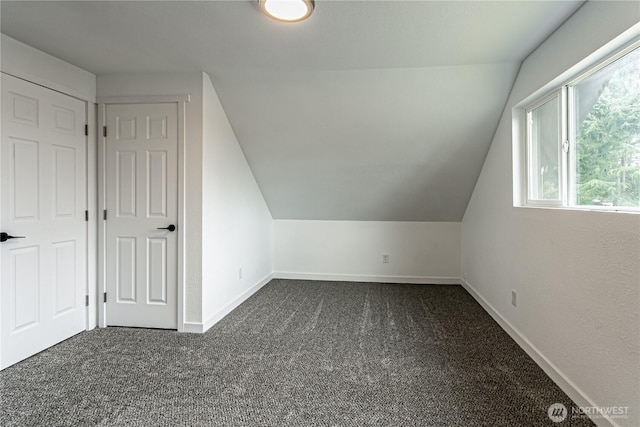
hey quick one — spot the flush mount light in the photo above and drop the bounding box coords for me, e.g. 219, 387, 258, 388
259, 0, 314, 22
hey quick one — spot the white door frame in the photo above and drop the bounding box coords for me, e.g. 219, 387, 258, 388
97, 95, 189, 332
86, 101, 98, 330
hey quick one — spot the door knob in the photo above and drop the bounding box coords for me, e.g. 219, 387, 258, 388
1, 232, 25, 242
157, 224, 176, 232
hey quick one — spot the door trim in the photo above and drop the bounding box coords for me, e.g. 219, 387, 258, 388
97, 96, 188, 332
86, 102, 98, 330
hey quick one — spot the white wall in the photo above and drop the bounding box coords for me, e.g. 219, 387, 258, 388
201, 73, 273, 330
275, 220, 460, 284
1, 34, 96, 102
461, 2, 640, 426
97, 72, 205, 324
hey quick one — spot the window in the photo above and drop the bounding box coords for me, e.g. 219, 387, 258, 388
526, 92, 564, 204
524, 43, 640, 210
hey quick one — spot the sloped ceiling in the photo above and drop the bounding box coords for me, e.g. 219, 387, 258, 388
1, 1, 584, 221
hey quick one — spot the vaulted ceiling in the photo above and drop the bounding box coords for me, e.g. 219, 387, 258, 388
1, 1, 584, 221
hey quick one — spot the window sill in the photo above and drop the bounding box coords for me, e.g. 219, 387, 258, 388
514, 204, 640, 215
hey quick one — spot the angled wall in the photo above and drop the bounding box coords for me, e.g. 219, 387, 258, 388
461, 2, 640, 426
201, 73, 274, 331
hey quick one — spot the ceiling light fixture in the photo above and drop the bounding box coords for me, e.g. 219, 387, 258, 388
259, 0, 314, 23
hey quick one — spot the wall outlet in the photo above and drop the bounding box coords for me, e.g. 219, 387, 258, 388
239, 268, 243, 280
511, 290, 518, 307
382, 254, 390, 264
463, 273, 468, 282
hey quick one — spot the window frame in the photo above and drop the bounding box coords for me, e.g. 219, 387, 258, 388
520, 39, 640, 213
525, 89, 567, 207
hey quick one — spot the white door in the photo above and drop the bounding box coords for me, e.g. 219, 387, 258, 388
105, 103, 177, 329
0, 74, 87, 369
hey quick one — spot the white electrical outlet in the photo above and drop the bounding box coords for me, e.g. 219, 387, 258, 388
239, 268, 243, 280
463, 273, 468, 282
382, 254, 390, 263
511, 290, 518, 307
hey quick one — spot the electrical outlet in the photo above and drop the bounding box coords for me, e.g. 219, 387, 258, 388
239, 268, 243, 280
382, 254, 390, 264
511, 290, 518, 307
463, 273, 468, 282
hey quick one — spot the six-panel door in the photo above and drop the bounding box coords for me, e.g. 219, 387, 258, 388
0, 74, 87, 369
105, 103, 178, 329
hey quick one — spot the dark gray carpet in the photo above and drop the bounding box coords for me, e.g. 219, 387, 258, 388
1, 280, 593, 426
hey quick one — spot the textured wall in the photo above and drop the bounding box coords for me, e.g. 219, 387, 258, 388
462, 2, 640, 425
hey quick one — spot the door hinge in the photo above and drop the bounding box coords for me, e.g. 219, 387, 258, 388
103, 126, 107, 137
85, 295, 89, 306
85, 210, 89, 222
104, 292, 107, 303
85, 124, 89, 136
103, 210, 107, 220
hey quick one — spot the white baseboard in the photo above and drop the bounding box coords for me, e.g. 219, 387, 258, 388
273, 271, 460, 285
461, 279, 618, 427
196, 273, 274, 333
181, 321, 205, 334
